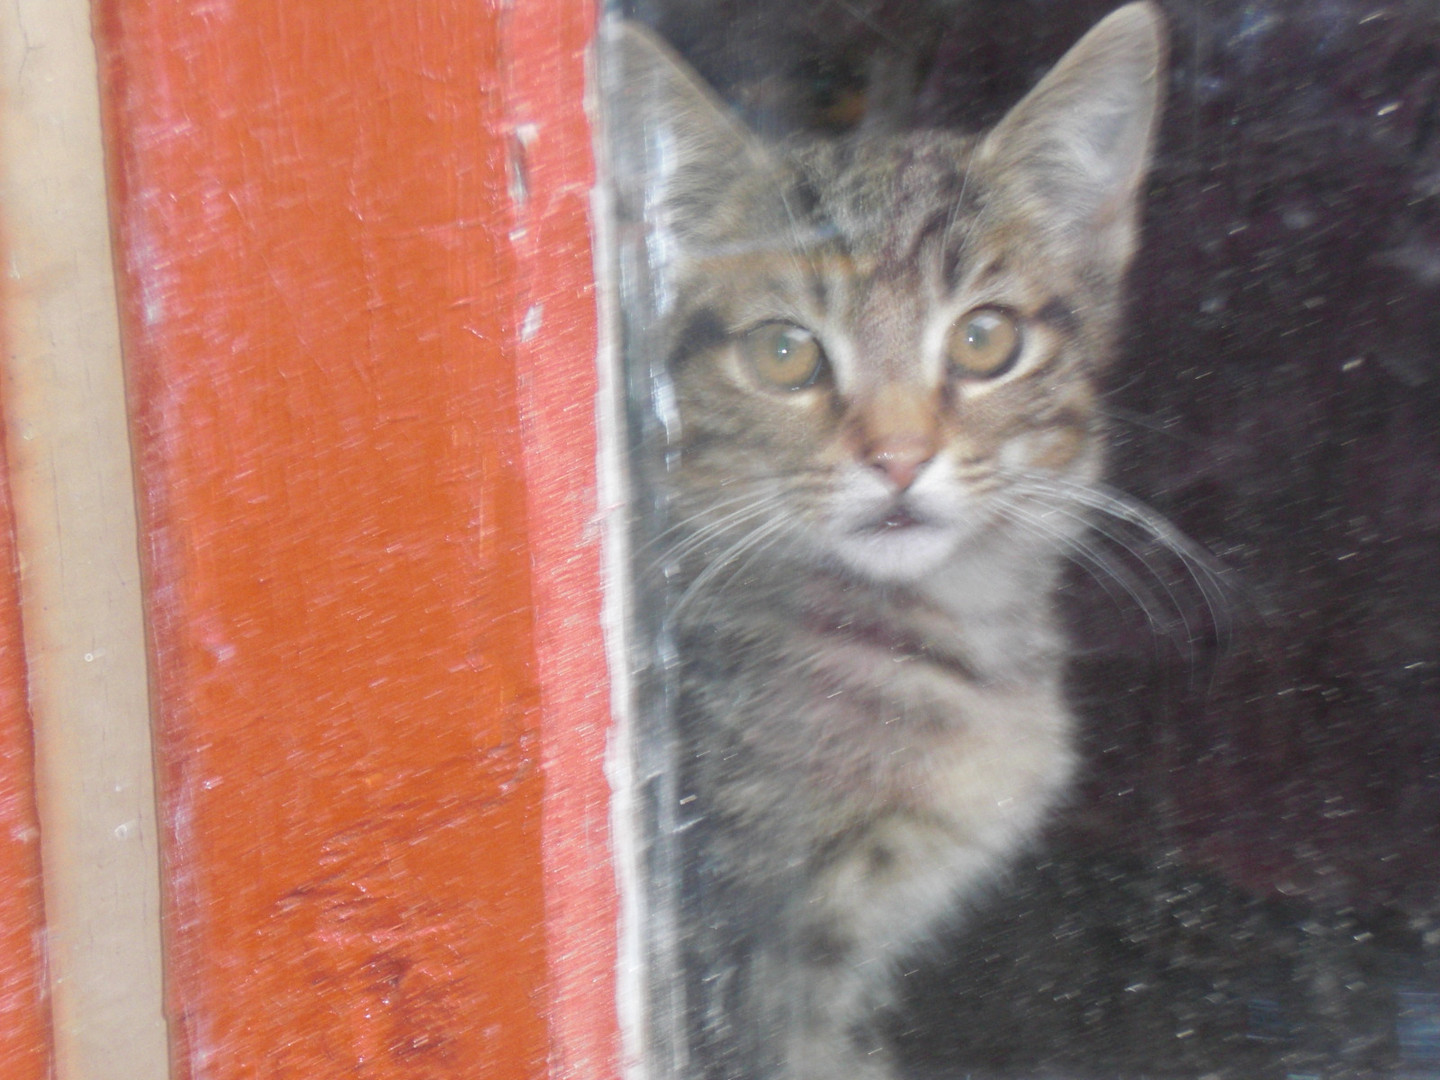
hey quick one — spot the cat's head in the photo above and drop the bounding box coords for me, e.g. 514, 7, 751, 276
612, 4, 1166, 588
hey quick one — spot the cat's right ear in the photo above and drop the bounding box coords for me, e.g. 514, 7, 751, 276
977, 2, 1166, 267
602, 22, 769, 234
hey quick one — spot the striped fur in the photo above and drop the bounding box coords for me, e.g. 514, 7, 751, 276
615, 6, 1166, 1077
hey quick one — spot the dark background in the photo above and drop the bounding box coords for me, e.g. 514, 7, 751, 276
622, 1, 1440, 1074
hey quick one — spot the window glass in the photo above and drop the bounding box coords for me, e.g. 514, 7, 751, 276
604, 3, 1440, 1076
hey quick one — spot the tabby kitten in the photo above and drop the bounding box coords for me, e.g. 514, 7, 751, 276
611, 6, 1167, 1078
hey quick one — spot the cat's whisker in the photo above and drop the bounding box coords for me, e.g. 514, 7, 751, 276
647, 470, 833, 565
640, 489, 779, 558
696, 519, 793, 608
994, 501, 1151, 626
1026, 498, 1200, 647
1066, 483, 1234, 650
1098, 405, 1206, 449
665, 515, 793, 624
656, 498, 784, 569
1003, 471, 1236, 651
991, 496, 1172, 642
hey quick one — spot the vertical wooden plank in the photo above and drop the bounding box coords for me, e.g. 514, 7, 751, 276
502, 5, 622, 1079
0, 419, 49, 1078
0, 328, 51, 1075
0, 424, 49, 1080
0, 13, 58, 1055
93, 0, 606, 1074
0, 1, 168, 1077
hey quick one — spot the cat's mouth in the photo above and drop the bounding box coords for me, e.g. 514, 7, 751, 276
868, 505, 926, 532
831, 500, 966, 581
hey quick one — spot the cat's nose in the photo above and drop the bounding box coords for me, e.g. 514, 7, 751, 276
854, 384, 940, 491
866, 436, 934, 492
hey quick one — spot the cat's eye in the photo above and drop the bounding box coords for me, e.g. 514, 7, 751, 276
946, 307, 1022, 379
741, 322, 827, 391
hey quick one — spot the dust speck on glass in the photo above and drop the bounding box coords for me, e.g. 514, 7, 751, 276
602, 2, 1440, 1077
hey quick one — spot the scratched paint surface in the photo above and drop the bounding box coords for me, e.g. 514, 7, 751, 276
94, 0, 613, 1074
0, 415, 48, 1076
500, 2, 619, 1079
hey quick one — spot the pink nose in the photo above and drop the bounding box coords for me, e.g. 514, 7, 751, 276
866, 437, 933, 492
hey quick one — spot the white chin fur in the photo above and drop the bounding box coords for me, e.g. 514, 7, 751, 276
824, 466, 979, 583
827, 521, 967, 583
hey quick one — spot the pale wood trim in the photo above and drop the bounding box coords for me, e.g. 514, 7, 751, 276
0, 1, 169, 1077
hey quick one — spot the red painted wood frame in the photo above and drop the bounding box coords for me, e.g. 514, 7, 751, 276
93, 2, 618, 1076
0, 426, 47, 1079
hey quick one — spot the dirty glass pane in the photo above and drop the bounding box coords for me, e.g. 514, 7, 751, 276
603, 3, 1440, 1078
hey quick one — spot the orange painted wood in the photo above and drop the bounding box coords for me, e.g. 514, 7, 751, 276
502, 4, 620, 1080
0, 406, 50, 1079
95, 1, 613, 1076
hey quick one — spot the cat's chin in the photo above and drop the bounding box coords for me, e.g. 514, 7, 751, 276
827, 520, 967, 584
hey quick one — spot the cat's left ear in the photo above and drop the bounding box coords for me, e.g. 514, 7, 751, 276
602, 22, 773, 242
978, 2, 1166, 264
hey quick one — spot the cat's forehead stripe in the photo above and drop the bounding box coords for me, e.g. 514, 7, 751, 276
1034, 296, 1081, 335
692, 250, 870, 279
798, 140, 978, 260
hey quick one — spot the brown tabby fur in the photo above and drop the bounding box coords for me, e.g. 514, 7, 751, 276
609, 6, 1167, 1077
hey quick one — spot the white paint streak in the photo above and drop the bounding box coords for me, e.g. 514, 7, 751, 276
591, 39, 650, 1077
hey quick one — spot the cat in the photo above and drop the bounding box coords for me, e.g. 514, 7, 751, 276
608, 5, 1167, 1077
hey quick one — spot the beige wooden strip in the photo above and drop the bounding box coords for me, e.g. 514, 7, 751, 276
0, 2, 170, 1077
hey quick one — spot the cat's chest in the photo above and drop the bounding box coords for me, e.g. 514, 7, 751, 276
716, 591, 1072, 819
796, 634, 1069, 807
785, 578, 1056, 720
